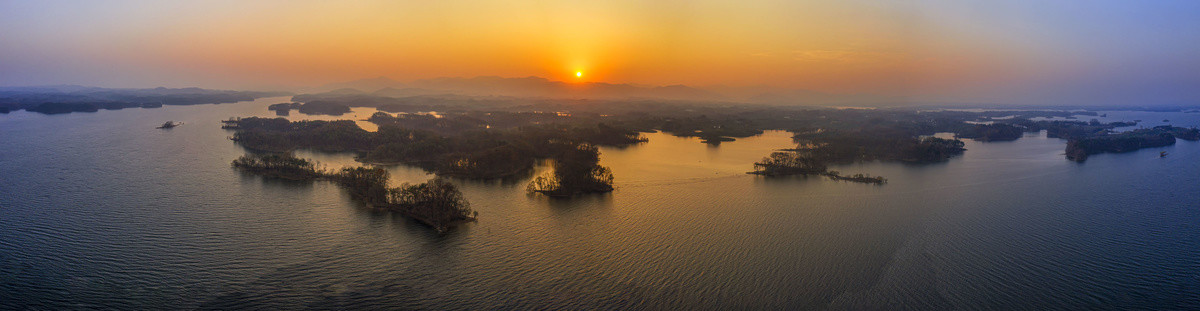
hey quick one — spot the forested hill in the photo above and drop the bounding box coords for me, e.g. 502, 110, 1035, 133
0, 86, 288, 114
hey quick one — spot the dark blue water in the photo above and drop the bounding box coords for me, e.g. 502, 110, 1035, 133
2, 99, 1199, 309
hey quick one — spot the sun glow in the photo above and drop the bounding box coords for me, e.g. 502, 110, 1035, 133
576, 71, 583, 78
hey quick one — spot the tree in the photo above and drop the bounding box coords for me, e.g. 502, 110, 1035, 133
527, 144, 615, 196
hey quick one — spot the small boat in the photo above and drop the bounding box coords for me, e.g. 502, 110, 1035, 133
156, 121, 181, 129
1161, 151, 1169, 157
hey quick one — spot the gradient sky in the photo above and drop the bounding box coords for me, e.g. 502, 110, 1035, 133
2, 0, 1199, 105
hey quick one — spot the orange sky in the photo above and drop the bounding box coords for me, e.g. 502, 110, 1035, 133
3, 1, 1200, 105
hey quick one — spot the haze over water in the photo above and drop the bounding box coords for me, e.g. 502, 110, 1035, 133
2, 98, 1199, 309
5, 1, 1200, 106
4, 1, 1200, 309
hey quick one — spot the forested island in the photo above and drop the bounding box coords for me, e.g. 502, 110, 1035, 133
527, 144, 616, 196
232, 153, 475, 232
748, 151, 885, 184
226, 113, 643, 181
296, 101, 353, 116
266, 101, 357, 116
267, 102, 302, 115
1065, 126, 1200, 161
0, 86, 287, 114
223, 91, 1200, 187
954, 123, 1025, 141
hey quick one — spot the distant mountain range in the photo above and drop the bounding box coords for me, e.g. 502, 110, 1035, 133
314, 76, 888, 106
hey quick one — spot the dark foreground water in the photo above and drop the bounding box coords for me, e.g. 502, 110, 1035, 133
2, 98, 1199, 309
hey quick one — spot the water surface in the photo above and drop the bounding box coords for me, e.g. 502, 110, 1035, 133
2, 98, 1199, 309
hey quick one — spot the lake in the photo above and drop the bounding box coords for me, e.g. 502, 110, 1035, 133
2, 97, 1199, 309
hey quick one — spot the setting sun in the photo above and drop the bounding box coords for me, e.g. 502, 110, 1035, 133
576, 71, 582, 78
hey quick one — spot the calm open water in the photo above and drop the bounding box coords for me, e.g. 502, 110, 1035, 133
2, 97, 1199, 309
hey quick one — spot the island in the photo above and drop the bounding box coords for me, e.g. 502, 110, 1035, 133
1065, 126, 1200, 161
26, 102, 102, 114
232, 153, 476, 232
267, 102, 303, 116
0, 86, 287, 114
214, 89, 1200, 189
296, 101, 352, 116
526, 144, 615, 196
954, 123, 1024, 142
226, 116, 645, 180
265, 101, 352, 116
748, 151, 886, 184
658, 115, 765, 145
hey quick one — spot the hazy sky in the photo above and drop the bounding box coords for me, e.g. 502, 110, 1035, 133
2, 0, 1199, 105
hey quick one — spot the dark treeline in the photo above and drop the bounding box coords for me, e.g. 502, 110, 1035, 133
296, 101, 353, 116
792, 128, 966, 164
230, 153, 328, 180
937, 117, 1195, 161
0, 86, 287, 114
527, 144, 615, 196
367, 112, 488, 135
232, 153, 475, 232
749, 128, 956, 184
265, 100, 365, 116
750, 152, 826, 176
282, 91, 1142, 148
228, 116, 644, 180
954, 123, 1025, 141
1065, 126, 1200, 161
27, 102, 106, 114
987, 119, 1195, 161
657, 115, 764, 145
267, 102, 302, 115
230, 118, 374, 153
748, 152, 886, 184
741, 112, 1173, 181
230, 91, 1200, 186
1007, 119, 1137, 139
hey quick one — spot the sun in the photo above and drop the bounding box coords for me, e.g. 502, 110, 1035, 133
575, 71, 583, 78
